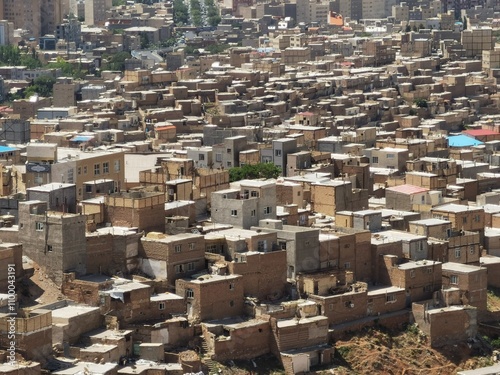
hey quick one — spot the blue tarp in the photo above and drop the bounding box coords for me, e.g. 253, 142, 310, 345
447, 134, 484, 147
71, 136, 93, 142
0, 146, 16, 152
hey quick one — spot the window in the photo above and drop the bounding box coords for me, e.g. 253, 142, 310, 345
94, 163, 100, 176
78, 167, 81, 175
229, 283, 234, 290
47, 245, 53, 252
231, 209, 238, 217
83, 166, 88, 174
387, 154, 395, 158
251, 190, 259, 197
450, 275, 458, 284
35, 222, 44, 231
427, 267, 432, 274
275, 149, 282, 157
226, 148, 232, 153
410, 270, 415, 278
227, 161, 232, 167
344, 262, 351, 269
474, 214, 481, 223
175, 264, 184, 273
257, 241, 265, 251
186, 288, 194, 298
470, 245, 475, 254
103, 162, 109, 174
187, 262, 195, 271
189, 242, 195, 250
462, 217, 467, 224
206, 244, 220, 254
264, 206, 272, 215
175, 244, 182, 253
455, 249, 461, 258
86, 184, 93, 193
114, 160, 120, 172
418, 242, 424, 251
216, 153, 222, 162
199, 154, 205, 161
386, 295, 396, 303
251, 209, 256, 217
158, 302, 165, 310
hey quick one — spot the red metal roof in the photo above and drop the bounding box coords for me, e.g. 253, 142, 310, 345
386, 184, 430, 195
463, 129, 500, 136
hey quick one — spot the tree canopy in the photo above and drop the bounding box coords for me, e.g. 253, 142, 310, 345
0, 45, 41, 69
229, 163, 282, 182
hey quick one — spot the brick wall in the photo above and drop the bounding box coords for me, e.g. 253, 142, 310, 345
227, 251, 287, 300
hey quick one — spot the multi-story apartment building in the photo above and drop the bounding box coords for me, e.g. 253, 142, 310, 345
18, 200, 87, 286
211, 180, 277, 229
84, 0, 112, 27
24, 144, 125, 201
0, 0, 67, 37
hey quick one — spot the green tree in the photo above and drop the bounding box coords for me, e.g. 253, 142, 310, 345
24, 75, 56, 98
229, 163, 282, 182
173, 0, 189, 24
101, 51, 131, 71
205, 43, 230, 54
414, 98, 428, 108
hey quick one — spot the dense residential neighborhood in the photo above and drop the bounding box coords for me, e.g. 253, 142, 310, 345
3, 0, 500, 373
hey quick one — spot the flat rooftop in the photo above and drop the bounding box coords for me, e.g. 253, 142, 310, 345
410, 218, 451, 226
442, 262, 482, 273
51, 305, 100, 319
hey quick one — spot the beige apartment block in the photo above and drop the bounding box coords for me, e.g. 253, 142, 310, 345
462, 27, 494, 58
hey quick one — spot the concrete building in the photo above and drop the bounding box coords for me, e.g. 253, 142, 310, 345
84, 0, 112, 27
212, 135, 249, 169
18, 200, 86, 285
211, 180, 277, 229
27, 182, 77, 213
254, 219, 321, 279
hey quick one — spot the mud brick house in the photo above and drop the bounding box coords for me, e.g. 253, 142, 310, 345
139, 232, 206, 288
431, 203, 485, 232
412, 301, 477, 348
201, 318, 272, 362
378, 255, 442, 303
104, 191, 166, 233
176, 274, 244, 322
441, 262, 487, 311
310, 180, 368, 216
0, 308, 52, 365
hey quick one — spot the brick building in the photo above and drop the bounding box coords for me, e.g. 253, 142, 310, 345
176, 274, 244, 322
105, 191, 166, 233
139, 232, 206, 289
